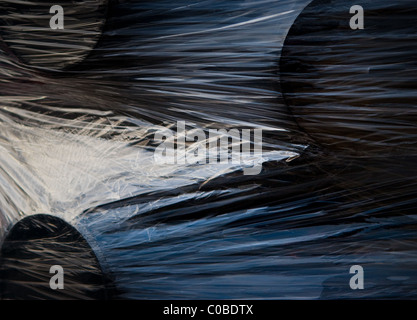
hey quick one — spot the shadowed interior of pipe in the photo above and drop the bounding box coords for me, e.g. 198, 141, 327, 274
0, 0, 108, 70
0, 214, 115, 300
280, 0, 417, 155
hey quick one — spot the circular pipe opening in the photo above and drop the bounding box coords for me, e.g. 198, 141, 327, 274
280, 0, 417, 155
0, 214, 116, 300
0, 0, 108, 71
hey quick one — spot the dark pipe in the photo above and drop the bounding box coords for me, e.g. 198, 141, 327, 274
280, 0, 417, 155
0, 214, 116, 300
0, 0, 108, 71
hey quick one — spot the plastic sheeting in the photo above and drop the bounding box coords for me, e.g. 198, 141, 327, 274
0, 0, 416, 299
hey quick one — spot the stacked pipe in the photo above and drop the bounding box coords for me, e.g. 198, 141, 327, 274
0, 0, 416, 300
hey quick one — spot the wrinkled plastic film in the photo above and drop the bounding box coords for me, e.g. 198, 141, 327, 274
0, 0, 416, 299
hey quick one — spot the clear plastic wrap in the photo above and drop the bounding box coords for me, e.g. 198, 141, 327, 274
0, 0, 416, 300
